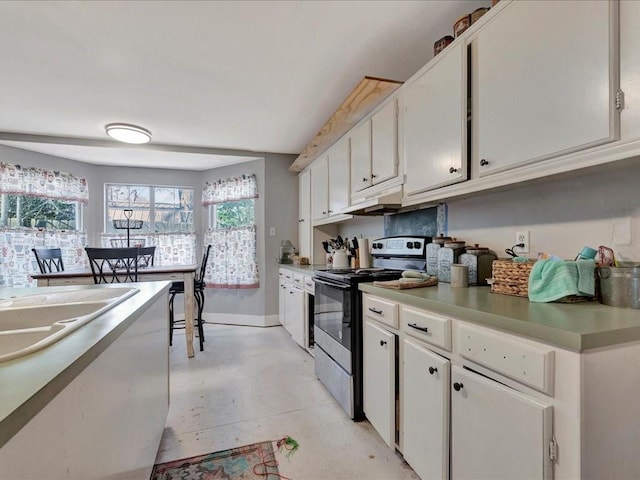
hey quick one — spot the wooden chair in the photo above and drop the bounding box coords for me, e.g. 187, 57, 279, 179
137, 246, 156, 268
85, 247, 139, 284
169, 245, 211, 351
32, 248, 65, 273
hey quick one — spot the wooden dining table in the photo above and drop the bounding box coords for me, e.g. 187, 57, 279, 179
31, 264, 199, 358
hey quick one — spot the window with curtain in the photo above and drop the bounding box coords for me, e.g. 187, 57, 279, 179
0, 162, 89, 287
202, 174, 259, 288
103, 183, 196, 265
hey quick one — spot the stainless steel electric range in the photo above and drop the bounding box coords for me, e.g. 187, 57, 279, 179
313, 235, 430, 420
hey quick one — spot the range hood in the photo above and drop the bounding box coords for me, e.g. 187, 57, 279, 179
343, 185, 403, 216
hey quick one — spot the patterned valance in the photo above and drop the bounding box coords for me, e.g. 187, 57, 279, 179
201, 174, 258, 206
0, 162, 89, 204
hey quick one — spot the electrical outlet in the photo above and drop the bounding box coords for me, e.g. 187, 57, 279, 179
515, 230, 530, 254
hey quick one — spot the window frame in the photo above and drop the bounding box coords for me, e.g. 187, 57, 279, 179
208, 198, 256, 230
104, 182, 195, 233
0, 193, 83, 231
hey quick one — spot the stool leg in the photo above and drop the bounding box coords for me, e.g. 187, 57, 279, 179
196, 290, 205, 351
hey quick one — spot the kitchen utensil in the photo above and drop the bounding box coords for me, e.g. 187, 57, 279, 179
322, 241, 330, 253
336, 235, 344, 248
598, 264, 640, 308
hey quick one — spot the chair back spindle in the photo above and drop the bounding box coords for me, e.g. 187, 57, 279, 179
32, 248, 64, 273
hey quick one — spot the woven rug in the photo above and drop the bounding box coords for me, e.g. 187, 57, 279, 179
150, 441, 281, 479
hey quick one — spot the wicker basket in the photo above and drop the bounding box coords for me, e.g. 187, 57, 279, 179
490, 259, 536, 297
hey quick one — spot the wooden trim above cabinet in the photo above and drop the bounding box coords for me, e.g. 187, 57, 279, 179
289, 76, 402, 173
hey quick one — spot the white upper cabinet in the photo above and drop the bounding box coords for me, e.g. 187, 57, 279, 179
327, 136, 350, 216
310, 155, 328, 222
403, 41, 467, 196
350, 100, 399, 196
298, 169, 311, 259
371, 99, 399, 186
474, 0, 620, 176
350, 119, 372, 194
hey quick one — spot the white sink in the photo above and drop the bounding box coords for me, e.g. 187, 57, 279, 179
0, 287, 138, 363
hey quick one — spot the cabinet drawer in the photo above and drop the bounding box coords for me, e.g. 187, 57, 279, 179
138, 272, 183, 282
293, 272, 304, 287
401, 306, 451, 351
457, 323, 555, 395
283, 269, 293, 281
363, 295, 398, 329
303, 275, 315, 295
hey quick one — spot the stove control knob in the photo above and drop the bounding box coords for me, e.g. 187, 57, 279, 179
406, 242, 413, 249
374, 243, 383, 249
413, 241, 421, 249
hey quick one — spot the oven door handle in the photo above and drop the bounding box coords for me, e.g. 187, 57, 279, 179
313, 277, 352, 291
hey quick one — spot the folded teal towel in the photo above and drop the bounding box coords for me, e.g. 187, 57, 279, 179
528, 259, 595, 303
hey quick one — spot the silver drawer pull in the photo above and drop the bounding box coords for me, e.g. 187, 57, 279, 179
408, 323, 429, 333
369, 307, 383, 315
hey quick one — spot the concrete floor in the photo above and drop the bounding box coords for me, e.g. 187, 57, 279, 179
155, 323, 419, 479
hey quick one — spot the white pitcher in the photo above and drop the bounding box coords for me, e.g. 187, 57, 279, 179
332, 249, 349, 268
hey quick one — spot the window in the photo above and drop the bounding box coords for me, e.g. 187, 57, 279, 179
105, 183, 194, 233
0, 195, 80, 230
202, 175, 259, 289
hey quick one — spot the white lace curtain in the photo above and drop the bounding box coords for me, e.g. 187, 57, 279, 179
100, 232, 197, 266
201, 174, 259, 289
0, 162, 89, 203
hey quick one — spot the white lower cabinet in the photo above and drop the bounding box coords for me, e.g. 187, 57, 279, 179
451, 365, 553, 480
402, 337, 450, 480
278, 268, 306, 349
363, 319, 396, 448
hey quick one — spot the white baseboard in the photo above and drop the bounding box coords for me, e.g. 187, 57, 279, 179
201, 312, 282, 328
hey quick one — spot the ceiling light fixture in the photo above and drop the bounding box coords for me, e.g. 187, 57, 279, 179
105, 123, 152, 144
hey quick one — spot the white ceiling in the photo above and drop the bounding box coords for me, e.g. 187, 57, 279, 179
0, 0, 488, 171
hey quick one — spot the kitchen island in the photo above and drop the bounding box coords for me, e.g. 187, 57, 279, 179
0, 281, 171, 479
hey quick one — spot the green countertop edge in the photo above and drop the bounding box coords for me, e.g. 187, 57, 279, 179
0, 281, 171, 449
359, 283, 640, 352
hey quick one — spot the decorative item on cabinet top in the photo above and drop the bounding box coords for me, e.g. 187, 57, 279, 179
453, 6, 491, 38
434, 35, 454, 56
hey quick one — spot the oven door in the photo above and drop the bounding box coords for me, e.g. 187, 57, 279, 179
313, 277, 353, 357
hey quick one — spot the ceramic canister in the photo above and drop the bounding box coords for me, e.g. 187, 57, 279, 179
333, 249, 349, 269
458, 244, 498, 286
437, 239, 466, 283
451, 264, 469, 288
426, 235, 451, 276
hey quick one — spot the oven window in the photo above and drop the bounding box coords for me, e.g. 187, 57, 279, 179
314, 281, 352, 351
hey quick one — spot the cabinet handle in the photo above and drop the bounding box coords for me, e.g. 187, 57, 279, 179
322, 211, 327, 215
298, 218, 304, 222
453, 382, 464, 392
429, 367, 438, 375
449, 166, 458, 174
379, 340, 387, 346
369, 307, 383, 315
408, 323, 428, 333
362, 177, 368, 183
480, 159, 489, 167
328, 209, 333, 214
371, 173, 377, 179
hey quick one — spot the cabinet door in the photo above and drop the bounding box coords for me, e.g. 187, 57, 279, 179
371, 99, 398, 185
350, 119, 372, 193
451, 366, 553, 480
402, 338, 450, 480
278, 280, 288, 329
328, 137, 350, 215
286, 286, 305, 348
298, 170, 311, 259
403, 42, 467, 195
475, 0, 619, 176
310, 155, 328, 222
363, 319, 395, 447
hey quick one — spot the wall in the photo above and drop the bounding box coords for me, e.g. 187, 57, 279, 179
446, 163, 640, 262
2, 144, 299, 324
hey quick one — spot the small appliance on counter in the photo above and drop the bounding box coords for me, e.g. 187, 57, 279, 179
458, 244, 498, 286
437, 238, 466, 283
